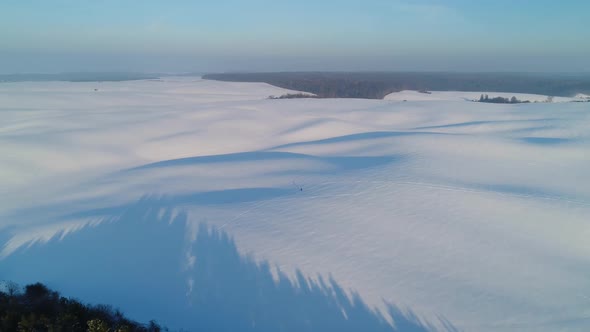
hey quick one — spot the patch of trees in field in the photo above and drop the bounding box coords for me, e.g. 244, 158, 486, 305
477, 94, 530, 104
203, 72, 590, 99
1, 281, 165, 332
268, 93, 319, 99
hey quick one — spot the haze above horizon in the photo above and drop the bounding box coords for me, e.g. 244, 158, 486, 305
1, 0, 589, 74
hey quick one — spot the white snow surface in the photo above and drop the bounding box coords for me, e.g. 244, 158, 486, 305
1, 77, 590, 331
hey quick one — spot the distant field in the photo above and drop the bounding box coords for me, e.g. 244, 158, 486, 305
0, 72, 160, 82
203, 72, 590, 99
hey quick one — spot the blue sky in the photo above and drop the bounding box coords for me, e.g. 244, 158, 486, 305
1, 0, 589, 73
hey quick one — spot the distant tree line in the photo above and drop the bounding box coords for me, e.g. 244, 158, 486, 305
477, 94, 530, 104
1, 281, 166, 332
203, 72, 590, 99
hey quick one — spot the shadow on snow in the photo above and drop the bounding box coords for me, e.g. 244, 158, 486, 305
1, 197, 456, 332
126, 151, 399, 174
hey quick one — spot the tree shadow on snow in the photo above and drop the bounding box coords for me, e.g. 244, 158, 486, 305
1, 197, 457, 332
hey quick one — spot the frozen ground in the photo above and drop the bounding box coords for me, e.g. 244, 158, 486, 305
1, 78, 590, 331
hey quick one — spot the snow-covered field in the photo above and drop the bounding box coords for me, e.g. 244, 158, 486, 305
1, 78, 590, 331
384, 90, 583, 103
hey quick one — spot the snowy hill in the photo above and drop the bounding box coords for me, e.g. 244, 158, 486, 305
1, 77, 589, 331
384, 90, 580, 103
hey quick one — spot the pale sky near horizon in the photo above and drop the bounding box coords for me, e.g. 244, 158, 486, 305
1, 0, 589, 73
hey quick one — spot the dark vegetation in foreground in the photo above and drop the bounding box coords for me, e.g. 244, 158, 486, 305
0, 281, 165, 332
203, 72, 590, 99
